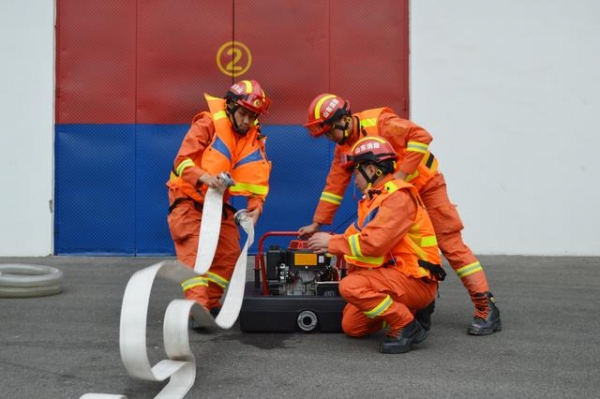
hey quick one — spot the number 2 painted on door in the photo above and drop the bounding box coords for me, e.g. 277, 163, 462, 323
217, 41, 252, 77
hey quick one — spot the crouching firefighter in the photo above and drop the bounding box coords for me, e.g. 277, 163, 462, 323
307, 136, 446, 354
166, 80, 272, 326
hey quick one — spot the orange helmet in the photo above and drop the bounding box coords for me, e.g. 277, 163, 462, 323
304, 93, 351, 137
341, 136, 397, 170
225, 80, 271, 115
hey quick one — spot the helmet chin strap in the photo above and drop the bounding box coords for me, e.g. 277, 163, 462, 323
227, 102, 247, 135
333, 116, 352, 145
340, 129, 350, 145
357, 165, 383, 194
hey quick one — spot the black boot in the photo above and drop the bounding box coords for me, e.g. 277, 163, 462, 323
188, 315, 205, 331
468, 291, 502, 335
188, 306, 220, 331
379, 319, 428, 354
415, 300, 435, 331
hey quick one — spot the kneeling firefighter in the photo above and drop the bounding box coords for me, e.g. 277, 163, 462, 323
307, 136, 446, 354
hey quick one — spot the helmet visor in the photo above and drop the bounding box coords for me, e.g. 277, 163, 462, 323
237, 94, 271, 115
304, 119, 332, 137
340, 153, 357, 170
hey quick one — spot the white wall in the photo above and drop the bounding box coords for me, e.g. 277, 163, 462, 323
1, 1, 599, 256
0, 0, 54, 256
410, 0, 600, 255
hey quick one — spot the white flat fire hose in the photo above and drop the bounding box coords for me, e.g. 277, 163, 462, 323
193, 188, 222, 275
82, 179, 254, 399
194, 172, 235, 275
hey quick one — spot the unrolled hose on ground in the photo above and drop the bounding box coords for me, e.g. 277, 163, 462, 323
82, 186, 254, 399
0, 264, 63, 298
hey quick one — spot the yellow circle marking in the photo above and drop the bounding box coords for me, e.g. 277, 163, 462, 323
216, 41, 252, 77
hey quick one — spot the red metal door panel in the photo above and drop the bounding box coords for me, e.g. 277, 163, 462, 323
136, 0, 233, 124
330, 0, 409, 118
234, 0, 330, 125
56, 0, 137, 124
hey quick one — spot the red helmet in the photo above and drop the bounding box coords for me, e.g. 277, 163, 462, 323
226, 80, 271, 115
304, 93, 351, 137
341, 136, 397, 169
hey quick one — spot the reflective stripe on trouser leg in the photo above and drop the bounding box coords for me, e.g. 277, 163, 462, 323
364, 294, 393, 318
339, 269, 423, 337
341, 303, 387, 337
437, 232, 490, 295
181, 276, 209, 308
180, 272, 230, 310
203, 208, 241, 309
206, 271, 229, 309
418, 176, 491, 299
363, 294, 410, 335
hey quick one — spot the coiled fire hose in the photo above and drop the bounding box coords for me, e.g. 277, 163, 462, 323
82, 177, 254, 399
0, 264, 63, 298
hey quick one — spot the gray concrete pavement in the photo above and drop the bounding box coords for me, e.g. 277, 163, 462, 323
1, 255, 599, 399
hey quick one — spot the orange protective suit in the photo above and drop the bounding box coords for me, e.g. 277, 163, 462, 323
313, 108, 490, 308
167, 94, 271, 310
328, 177, 443, 337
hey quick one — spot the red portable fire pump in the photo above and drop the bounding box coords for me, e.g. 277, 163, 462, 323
239, 231, 347, 332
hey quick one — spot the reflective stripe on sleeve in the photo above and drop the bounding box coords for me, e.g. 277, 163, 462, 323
407, 141, 428, 154
320, 191, 343, 205
348, 234, 362, 257
345, 233, 385, 266
176, 158, 195, 177
456, 261, 483, 278
360, 117, 377, 128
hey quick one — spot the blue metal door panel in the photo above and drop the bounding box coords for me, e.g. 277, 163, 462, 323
55, 124, 136, 255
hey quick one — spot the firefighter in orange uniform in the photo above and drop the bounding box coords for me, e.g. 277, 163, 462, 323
167, 80, 272, 322
307, 136, 446, 354
300, 94, 501, 336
